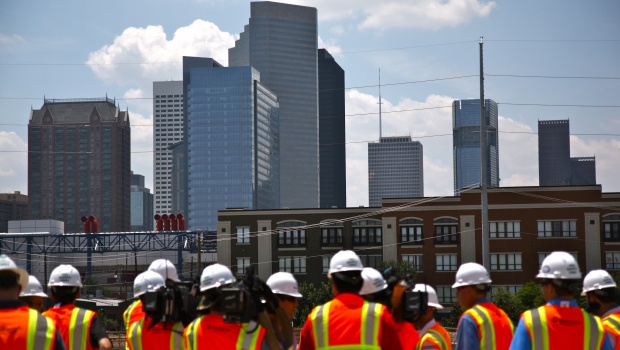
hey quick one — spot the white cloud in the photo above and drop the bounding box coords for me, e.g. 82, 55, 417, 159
0, 33, 25, 46
284, 0, 496, 30
571, 136, 620, 192
318, 36, 342, 55
330, 25, 345, 36
497, 116, 538, 187
0, 132, 28, 193
86, 20, 236, 86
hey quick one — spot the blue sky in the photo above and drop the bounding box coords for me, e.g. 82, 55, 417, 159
1, 0, 618, 206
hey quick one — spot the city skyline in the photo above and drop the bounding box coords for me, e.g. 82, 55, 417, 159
1, 1, 619, 209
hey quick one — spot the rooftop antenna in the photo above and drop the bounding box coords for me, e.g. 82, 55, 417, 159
378, 68, 383, 139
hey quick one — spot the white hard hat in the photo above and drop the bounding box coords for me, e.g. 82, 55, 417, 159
133, 270, 165, 298
20, 276, 48, 297
0, 254, 29, 288
200, 263, 236, 292
359, 268, 388, 296
581, 269, 617, 295
537, 251, 581, 280
328, 250, 364, 276
48, 264, 82, 287
452, 262, 492, 288
148, 259, 180, 282
267, 272, 303, 298
412, 284, 443, 309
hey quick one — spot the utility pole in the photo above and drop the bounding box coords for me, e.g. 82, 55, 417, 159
44, 252, 48, 294
190, 256, 194, 279
197, 232, 202, 272
479, 37, 490, 270
378, 68, 383, 139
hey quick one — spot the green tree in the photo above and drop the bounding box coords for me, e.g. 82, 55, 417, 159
442, 301, 464, 328
492, 287, 523, 324
82, 276, 110, 298
515, 281, 545, 311
376, 260, 418, 280
293, 281, 332, 327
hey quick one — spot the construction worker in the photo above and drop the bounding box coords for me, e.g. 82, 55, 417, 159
359, 267, 419, 349
126, 270, 184, 350
124, 259, 182, 330
510, 251, 612, 349
411, 284, 451, 350
452, 262, 513, 350
0, 254, 64, 349
44, 264, 112, 350
267, 272, 302, 349
183, 263, 272, 349
19, 275, 49, 312
583, 269, 620, 349
298, 250, 402, 350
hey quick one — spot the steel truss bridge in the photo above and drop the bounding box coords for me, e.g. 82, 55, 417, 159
0, 231, 217, 277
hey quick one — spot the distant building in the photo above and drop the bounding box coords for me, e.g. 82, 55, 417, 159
153, 81, 183, 216
8, 219, 64, 234
131, 172, 154, 231
184, 58, 280, 230
168, 141, 186, 214
453, 99, 499, 194
0, 191, 28, 233
538, 119, 596, 186
28, 97, 131, 232
229, 1, 320, 209
368, 136, 424, 207
318, 49, 347, 208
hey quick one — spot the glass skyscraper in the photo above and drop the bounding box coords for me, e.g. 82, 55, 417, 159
318, 49, 346, 208
28, 98, 131, 232
368, 136, 424, 207
452, 99, 499, 194
130, 172, 153, 231
229, 1, 319, 209
185, 61, 279, 230
538, 119, 596, 186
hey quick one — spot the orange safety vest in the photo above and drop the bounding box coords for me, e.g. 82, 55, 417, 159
462, 302, 513, 350
522, 304, 605, 349
44, 304, 96, 350
395, 319, 420, 350
184, 313, 265, 350
0, 306, 56, 349
416, 321, 452, 350
123, 300, 145, 329
308, 298, 384, 350
127, 316, 184, 350
604, 312, 620, 350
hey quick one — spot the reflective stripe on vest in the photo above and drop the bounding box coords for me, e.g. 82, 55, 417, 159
69, 308, 95, 350
128, 319, 144, 350
28, 309, 55, 350
124, 301, 138, 328
524, 307, 604, 349
605, 314, 620, 336
235, 321, 261, 350
185, 317, 202, 350
311, 301, 381, 350
465, 305, 494, 350
169, 322, 184, 350
416, 329, 448, 350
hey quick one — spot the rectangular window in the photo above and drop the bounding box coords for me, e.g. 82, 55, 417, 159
491, 285, 522, 295
402, 254, 423, 271
360, 255, 382, 268
279, 256, 307, 274
401, 226, 423, 245
321, 228, 343, 246
537, 220, 577, 237
236, 257, 250, 275
322, 255, 332, 274
436, 254, 458, 271
436, 286, 456, 304
353, 227, 382, 246
489, 221, 521, 238
490, 253, 522, 271
606, 252, 620, 270
236, 227, 250, 244
434, 225, 458, 244
278, 229, 306, 247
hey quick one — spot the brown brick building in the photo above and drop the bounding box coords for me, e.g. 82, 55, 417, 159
217, 185, 620, 306
0, 191, 28, 233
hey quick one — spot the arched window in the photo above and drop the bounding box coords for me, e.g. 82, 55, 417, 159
320, 219, 343, 246
603, 214, 620, 242
277, 220, 306, 247
352, 219, 382, 246
434, 217, 458, 244
400, 218, 423, 245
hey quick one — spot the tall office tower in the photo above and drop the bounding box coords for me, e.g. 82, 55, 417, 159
168, 141, 185, 214
452, 99, 499, 194
0, 191, 28, 233
368, 136, 424, 207
538, 119, 596, 186
153, 81, 183, 216
229, 1, 319, 208
184, 59, 280, 230
28, 98, 131, 232
130, 172, 154, 231
318, 49, 346, 208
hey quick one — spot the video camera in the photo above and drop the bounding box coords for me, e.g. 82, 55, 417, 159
142, 279, 199, 327
219, 266, 279, 324
382, 268, 428, 323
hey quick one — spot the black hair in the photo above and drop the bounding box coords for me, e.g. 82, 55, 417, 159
51, 286, 79, 305
591, 287, 618, 304
0, 271, 20, 290
551, 279, 580, 297
331, 271, 363, 294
